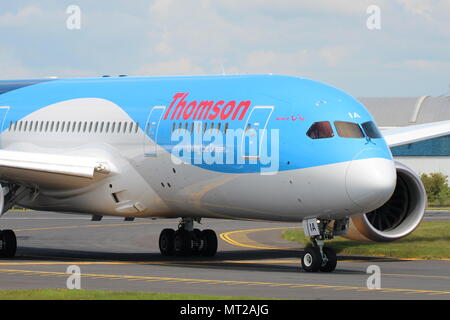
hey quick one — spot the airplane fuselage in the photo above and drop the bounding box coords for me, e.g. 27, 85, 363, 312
0, 75, 396, 222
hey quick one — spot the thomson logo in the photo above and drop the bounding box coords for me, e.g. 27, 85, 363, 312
164, 93, 251, 121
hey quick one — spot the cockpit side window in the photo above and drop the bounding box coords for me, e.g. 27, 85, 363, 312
334, 121, 364, 138
306, 121, 334, 139
361, 121, 382, 139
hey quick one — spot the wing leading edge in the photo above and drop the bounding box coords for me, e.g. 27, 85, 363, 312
382, 120, 450, 148
0, 150, 111, 188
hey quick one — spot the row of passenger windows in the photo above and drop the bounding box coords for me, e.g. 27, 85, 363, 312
306, 121, 381, 140
171, 122, 231, 134
9, 120, 140, 134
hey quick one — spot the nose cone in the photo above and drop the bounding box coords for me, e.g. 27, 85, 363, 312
346, 149, 396, 211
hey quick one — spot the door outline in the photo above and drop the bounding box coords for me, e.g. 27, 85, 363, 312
0, 106, 10, 148
240, 106, 274, 160
144, 106, 166, 157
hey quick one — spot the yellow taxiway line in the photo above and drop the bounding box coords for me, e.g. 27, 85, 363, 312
2, 259, 450, 283
0, 267, 449, 296
219, 227, 450, 262
220, 227, 298, 250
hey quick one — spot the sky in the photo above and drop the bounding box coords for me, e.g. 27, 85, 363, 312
0, 0, 449, 97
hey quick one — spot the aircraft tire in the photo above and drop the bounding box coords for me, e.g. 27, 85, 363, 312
191, 229, 202, 254
159, 228, 175, 256
174, 229, 193, 256
200, 229, 217, 257
0, 230, 17, 258
319, 247, 337, 272
301, 247, 322, 272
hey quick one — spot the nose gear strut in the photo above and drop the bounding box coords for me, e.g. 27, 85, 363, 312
301, 218, 348, 272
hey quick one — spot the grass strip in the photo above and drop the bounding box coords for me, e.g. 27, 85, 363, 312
0, 289, 266, 300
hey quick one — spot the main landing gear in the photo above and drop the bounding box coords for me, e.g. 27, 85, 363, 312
300, 218, 348, 272
159, 218, 218, 257
0, 229, 17, 258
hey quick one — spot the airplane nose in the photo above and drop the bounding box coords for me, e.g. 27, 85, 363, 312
345, 149, 397, 211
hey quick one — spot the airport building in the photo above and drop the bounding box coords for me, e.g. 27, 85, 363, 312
360, 96, 450, 176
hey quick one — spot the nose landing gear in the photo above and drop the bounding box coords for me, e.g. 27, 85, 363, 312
158, 218, 217, 257
300, 218, 348, 272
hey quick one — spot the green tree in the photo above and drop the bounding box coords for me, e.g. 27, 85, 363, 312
420, 172, 450, 206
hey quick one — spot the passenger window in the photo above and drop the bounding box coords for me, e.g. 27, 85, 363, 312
306, 121, 334, 139
334, 121, 364, 138
361, 121, 382, 139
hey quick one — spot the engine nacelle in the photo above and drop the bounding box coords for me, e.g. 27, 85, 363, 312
344, 161, 427, 242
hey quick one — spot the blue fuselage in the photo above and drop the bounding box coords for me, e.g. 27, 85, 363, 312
0, 75, 396, 221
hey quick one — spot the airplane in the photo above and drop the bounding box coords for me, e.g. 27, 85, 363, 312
0, 74, 448, 272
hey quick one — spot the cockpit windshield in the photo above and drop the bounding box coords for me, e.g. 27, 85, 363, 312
306, 121, 334, 139
306, 121, 382, 140
334, 121, 365, 138
361, 121, 382, 139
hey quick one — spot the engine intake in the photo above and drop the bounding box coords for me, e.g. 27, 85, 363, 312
345, 161, 426, 242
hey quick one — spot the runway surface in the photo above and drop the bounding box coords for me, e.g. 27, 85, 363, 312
0, 210, 449, 300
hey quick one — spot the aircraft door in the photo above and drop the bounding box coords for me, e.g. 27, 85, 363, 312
0, 106, 10, 148
144, 106, 165, 157
241, 106, 274, 160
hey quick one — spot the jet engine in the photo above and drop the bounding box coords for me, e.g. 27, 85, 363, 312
344, 161, 427, 242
